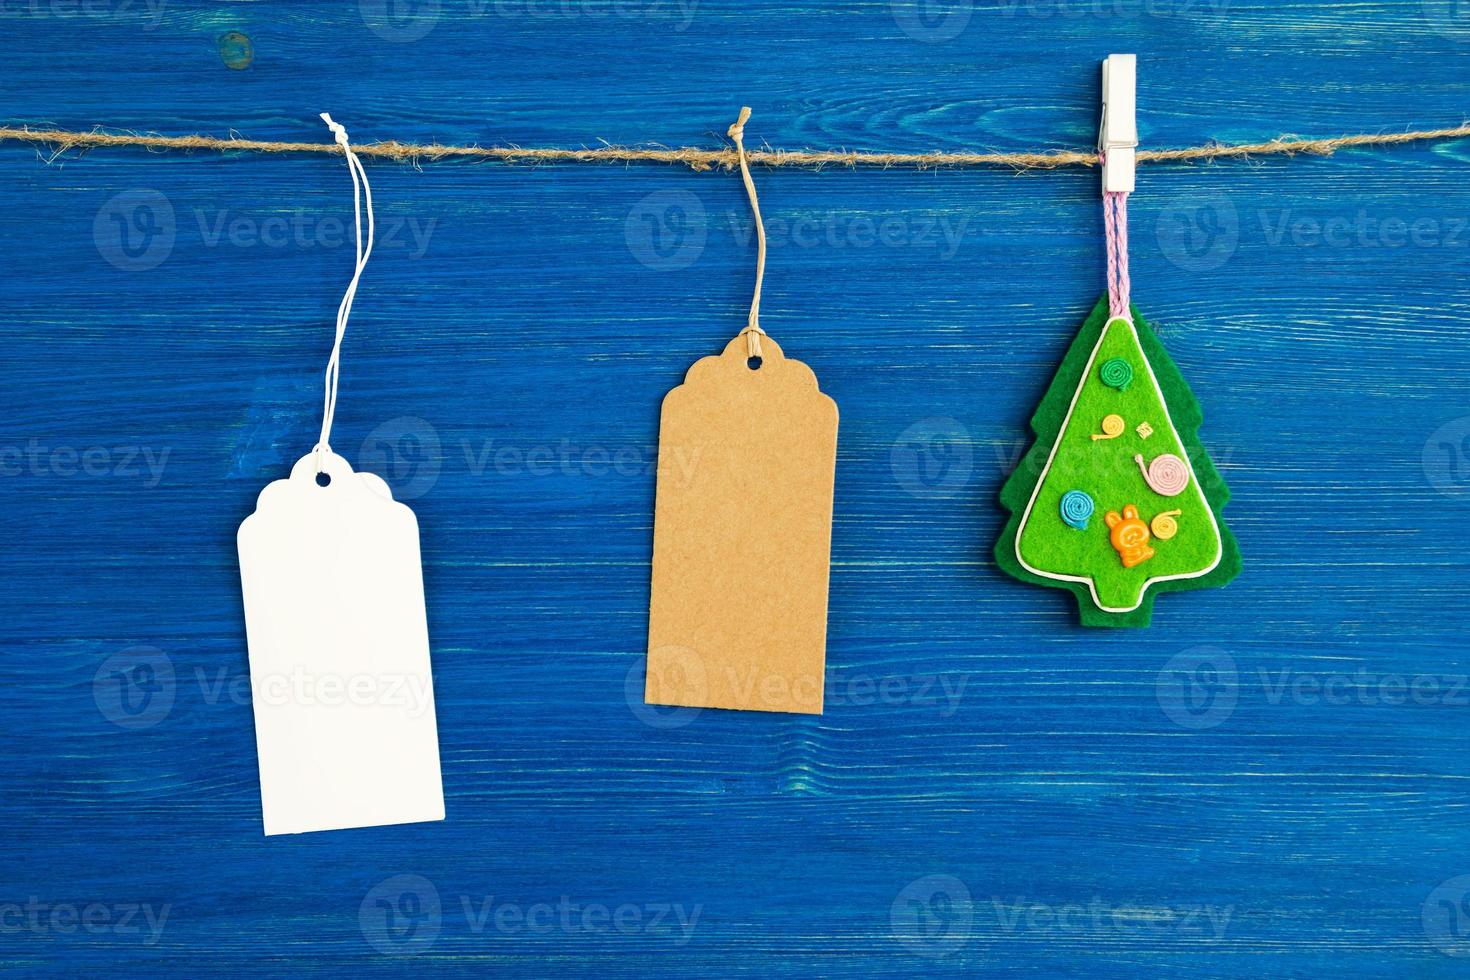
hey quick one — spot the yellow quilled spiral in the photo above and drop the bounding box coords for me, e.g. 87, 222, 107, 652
1151, 509, 1182, 540
1091, 414, 1126, 441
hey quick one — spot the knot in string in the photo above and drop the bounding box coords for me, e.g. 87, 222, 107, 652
727, 107, 766, 360
726, 110, 747, 144
740, 323, 766, 355
320, 112, 351, 149
314, 113, 375, 473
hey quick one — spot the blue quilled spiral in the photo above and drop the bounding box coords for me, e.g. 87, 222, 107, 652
1099, 357, 1133, 391
1060, 490, 1095, 530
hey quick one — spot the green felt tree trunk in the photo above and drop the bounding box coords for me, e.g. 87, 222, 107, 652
995, 298, 1241, 627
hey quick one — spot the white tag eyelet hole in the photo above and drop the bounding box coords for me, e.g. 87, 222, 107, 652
315, 472, 332, 488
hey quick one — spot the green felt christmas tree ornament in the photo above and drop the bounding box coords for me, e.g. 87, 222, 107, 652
995, 55, 1241, 626
994, 299, 1242, 627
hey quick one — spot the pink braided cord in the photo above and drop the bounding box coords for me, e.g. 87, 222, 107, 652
1102, 190, 1130, 320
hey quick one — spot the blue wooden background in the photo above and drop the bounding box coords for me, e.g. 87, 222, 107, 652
3, 1, 1470, 976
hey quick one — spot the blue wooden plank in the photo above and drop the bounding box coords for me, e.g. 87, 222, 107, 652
2, 1, 1470, 976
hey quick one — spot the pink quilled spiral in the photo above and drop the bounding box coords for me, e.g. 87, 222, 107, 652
1135, 453, 1190, 497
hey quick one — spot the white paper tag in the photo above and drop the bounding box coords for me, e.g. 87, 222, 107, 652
237, 450, 444, 836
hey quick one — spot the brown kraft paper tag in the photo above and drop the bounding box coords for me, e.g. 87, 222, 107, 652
646, 333, 839, 714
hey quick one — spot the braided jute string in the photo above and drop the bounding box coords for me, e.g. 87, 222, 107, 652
3, 122, 1469, 171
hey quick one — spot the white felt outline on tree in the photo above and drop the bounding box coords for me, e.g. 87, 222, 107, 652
1013, 315, 1223, 614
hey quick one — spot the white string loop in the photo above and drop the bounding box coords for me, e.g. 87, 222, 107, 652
314, 112, 375, 472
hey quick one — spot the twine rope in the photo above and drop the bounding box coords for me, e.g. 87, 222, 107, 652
314, 113, 374, 474
727, 108, 766, 360
2, 122, 1468, 172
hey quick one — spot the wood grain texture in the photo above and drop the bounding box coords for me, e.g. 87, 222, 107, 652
2, 1, 1470, 976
